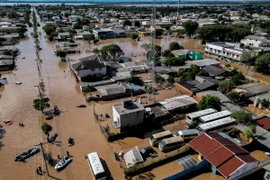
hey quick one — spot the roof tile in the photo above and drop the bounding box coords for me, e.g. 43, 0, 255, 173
217, 156, 243, 178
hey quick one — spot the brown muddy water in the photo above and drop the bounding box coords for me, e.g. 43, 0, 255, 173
0, 10, 204, 180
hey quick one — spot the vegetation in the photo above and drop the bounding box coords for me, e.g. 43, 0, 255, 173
255, 52, 270, 74
55, 50, 67, 59
218, 80, 234, 94
240, 50, 257, 63
167, 75, 175, 83
178, 64, 209, 81
144, 84, 155, 94
3, 49, 19, 57
197, 95, 221, 111
33, 97, 50, 112
231, 110, 253, 124
182, 21, 199, 37
169, 42, 183, 51
141, 43, 162, 60
260, 99, 270, 109
42, 24, 56, 36
41, 123, 52, 135
123, 20, 132, 26
94, 44, 124, 60
163, 57, 185, 66
227, 91, 241, 103
130, 33, 138, 40
162, 50, 174, 58
73, 18, 90, 29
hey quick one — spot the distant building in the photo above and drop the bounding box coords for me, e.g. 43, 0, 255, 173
241, 35, 270, 48
195, 90, 230, 103
93, 28, 115, 39
112, 99, 145, 132
0, 55, 15, 71
172, 49, 203, 60
202, 65, 228, 78
188, 133, 258, 180
234, 83, 268, 98
71, 55, 106, 80
204, 42, 244, 62
188, 59, 220, 67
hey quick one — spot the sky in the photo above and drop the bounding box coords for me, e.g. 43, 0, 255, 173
3, 0, 269, 2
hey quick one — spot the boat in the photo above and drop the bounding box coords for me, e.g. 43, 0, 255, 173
15, 146, 40, 162
55, 156, 72, 171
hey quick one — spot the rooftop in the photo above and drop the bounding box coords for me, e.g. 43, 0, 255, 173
159, 95, 197, 111
202, 65, 227, 77
188, 59, 220, 67
72, 55, 105, 72
256, 116, 270, 130
235, 83, 268, 98
188, 133, 258, 179
197, 90, 230, 103
113, 99, 144, 115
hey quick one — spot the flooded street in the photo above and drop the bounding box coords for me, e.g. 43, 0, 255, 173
0, 7, 204, 180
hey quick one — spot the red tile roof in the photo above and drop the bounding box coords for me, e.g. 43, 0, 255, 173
256, 116, 270, 130
188, 133, 258, 179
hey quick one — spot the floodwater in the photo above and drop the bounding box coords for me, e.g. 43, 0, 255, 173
0, 8, 204, 180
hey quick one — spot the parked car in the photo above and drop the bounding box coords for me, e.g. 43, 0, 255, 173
3, 119, 13, 126
140, 147, 158, 160
48, 133, 58, 142
76, 104, 86, 108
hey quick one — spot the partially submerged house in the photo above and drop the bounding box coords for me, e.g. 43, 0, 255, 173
0, 55, 15, 71
172, 49, 203, 60
123, 146, 144, 168
202, 65, 228, 79
188, 133, 259, 180
71, 55, 106, 80
112, 99, 145, 132
234, 83, 268, 98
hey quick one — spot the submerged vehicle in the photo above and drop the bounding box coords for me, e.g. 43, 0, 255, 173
68, 137, 74, 146
55, 156, 72, 171
3, 119, 13, 126
48, 133, 58, 142
76, 104, 86, 108
15, 146, 40, 162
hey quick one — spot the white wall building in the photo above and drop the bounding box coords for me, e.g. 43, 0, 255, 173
240, 35, 270, 48
112, 99, 145, 132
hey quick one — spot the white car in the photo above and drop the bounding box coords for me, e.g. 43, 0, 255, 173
15, 82, 22, 85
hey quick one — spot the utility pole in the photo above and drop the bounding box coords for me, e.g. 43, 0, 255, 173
39, 142, 50, 177
177, 0, 180, 19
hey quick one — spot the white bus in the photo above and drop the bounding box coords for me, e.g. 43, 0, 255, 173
199, 110, 231, 124
87, 152, 106, 180
158, 136, 184, 152
197, 117, 236, 132
149, 130, 173, 147
186, 108, 217, 122
174, 129, 200, 141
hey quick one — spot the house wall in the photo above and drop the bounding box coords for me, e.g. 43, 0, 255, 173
174, 83, 194, 96
228, 162, 258, 180
194, 93, 204, 102
120, 109, 145, 129
240, 39, 264, 47
112, 106, 120, 125
77, 67, 106, 78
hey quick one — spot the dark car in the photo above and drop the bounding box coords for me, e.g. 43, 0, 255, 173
76, 104, 87, 108
48, 133, 58, 142
140, 147, 158, 160
160, 119, 174, 126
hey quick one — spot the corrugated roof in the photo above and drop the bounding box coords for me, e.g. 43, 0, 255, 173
256, 116, 270, 130
198, 90, 230, 103
188, 133, 258, 179
235, 83, 268, 97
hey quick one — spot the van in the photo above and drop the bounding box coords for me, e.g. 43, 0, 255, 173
158, 136, 184, 152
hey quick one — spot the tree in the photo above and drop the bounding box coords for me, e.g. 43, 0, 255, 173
141, 43, 162, 60
123, 20, 132, 26
218, 80, 234, 94
182, 20, 199, 37
255, 53, 270, 74
33, 98, 50, 112
41, 123, 52, 135
249, 125, 256, 134
197, 95, 221, 111
240, 50, 257, 62
162, 50, 174, 58
144, 84, 155, 94
97, 44, 124, 60
227, 91, 241, 103
231, 110, 252, 124
231, 72, 245, 85
167, 75, 175, 83
260, 98, 270, 109
243, 129, 253, 139
169, 42, 183, 51
155, 29, 163, 37
130, 33, 138, 40
163, 57, 185, 66
42, 24, 56, 36
55, 50, 67, 59
134, 21, 141, 27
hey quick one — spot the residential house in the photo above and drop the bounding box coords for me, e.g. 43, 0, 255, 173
0, 26, 21, 33
202, 65, 228, 78
112, 99, 145, 132
69, 15, 83, 22
152, 66, 177, 75
195, 90, 230, 103
123, 146, 144, 168
120, 61, 149, 74
204, 42, 244, 62
188, 59, 220, 67
0, 55, 15, 71
234, 83, 268, 98
93, 28, 115, 39
175, 76, 219, 96
71, 55, 106, 79
113, 28, 127, 38
188, 133, 258, 180
159, 95, 197, 114
137, 30, 151, 37
241, 35, 270, 48
95, 82, 143, 100
172, 49, 203, 60
57, 32, 71, 41
256, 116, 270, 131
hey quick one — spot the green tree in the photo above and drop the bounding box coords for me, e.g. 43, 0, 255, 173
97, 44, 124, 60
249, 125, 256, 134
144, 84, 155, 94
231, 110, 253, 124
167, 75, 175, 83
42, 24, 56, 36
197, 95, 221, 111
162, 50, 174, 58
260, 98, 270, 109
231, 72, 246, 85
163, 57, 185, 66
123, 20, 132, 26
240, 50, 257, 62
33, 98, 50, 112
169, 42, 183, 51
218, 80, 234, 94
141, 43, 162, 60
227, 91, 241, 103
182, 20, 199, 37
41, 123, 52, 135
134, 21, 141, 27
243, 129, 253, 139
130, 33, 138, 40
55, 50, 67, 59
255, 53, 270, 74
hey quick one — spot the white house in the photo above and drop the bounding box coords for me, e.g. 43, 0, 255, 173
71, 55, 106, 79
112, 99, 145, 132
240, 35, 270, 48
